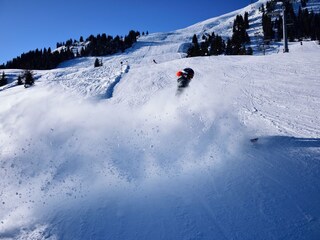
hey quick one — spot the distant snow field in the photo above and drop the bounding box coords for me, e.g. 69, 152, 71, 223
1, 0, 320, 239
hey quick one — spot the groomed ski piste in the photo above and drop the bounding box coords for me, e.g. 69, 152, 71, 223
1, 0, 320, 239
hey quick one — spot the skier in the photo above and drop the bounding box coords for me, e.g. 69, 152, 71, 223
176, 68, 194, 95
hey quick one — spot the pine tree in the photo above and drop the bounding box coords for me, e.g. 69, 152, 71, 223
94, 58, 101, 67
315, 14, 320, 41
274, 16, 283, 41
244, 12, 249, 29
260, 4, 265, 14
187, 34, 201, 57
0, 72, 7, 86
66, 39, 73, 46
23, 70, 34, 86
209, 35, 225, 55
225, 39, 233, 55
262, 13, 274, 40
200, 41, 209, 56
246, 47, 253, 55
229, 14, 251, 55
17, 75, 23, 85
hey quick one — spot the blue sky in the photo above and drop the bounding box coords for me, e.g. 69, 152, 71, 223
0, 0, 255, 65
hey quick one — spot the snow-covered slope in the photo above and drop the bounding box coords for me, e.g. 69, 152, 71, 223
306, 0, 320, 13
1, 1, 320, 239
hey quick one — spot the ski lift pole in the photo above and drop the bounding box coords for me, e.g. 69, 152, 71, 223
282, 6, 289, 53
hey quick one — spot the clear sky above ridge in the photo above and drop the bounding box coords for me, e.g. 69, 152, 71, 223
0, 0, 257, 65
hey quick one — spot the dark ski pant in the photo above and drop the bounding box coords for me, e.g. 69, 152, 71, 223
176, 87, 187, 96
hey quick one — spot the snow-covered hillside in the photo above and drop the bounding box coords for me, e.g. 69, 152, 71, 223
1, 1, 320, 239
306, 0, 320, 13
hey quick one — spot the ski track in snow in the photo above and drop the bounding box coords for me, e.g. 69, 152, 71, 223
1, 0, 320, 239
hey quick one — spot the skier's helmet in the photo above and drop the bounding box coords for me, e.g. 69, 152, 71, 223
182, 68, 194, 79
